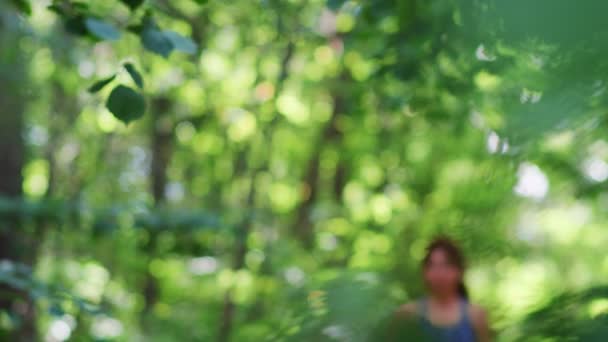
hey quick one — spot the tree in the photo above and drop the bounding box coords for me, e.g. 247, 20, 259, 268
3, 0, 608, 341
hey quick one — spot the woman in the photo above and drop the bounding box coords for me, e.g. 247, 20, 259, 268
394, 237, 491, 342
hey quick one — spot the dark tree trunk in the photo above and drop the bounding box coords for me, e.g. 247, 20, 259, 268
217, 38, 295, 342
0, 20, 36, 341
142, 97, 174, 326
217, 183, 254, 342
293, 79, 347, 248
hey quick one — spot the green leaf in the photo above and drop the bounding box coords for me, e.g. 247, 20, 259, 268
65, 16, 88, 36
141, 21, 173, 58
49, 304, 65, 317
85, 18, 121, 41
47, 4, 64, 15
77, 299, 102, 314
127, 24, 143, 34
120, 0, 144, 10
87, 74, 116, 93
72, 2, 89, 11
194, 0, 209, 5
106, 85, 146, 124
163, 30, 197, 54
11, 0, 32, 15
124, 63, 144, 89
327, 0, 346, 11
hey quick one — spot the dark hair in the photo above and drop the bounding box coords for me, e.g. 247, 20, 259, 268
422, 236, 469, 299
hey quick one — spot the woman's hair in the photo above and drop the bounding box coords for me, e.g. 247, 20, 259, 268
422, 236, 469, 299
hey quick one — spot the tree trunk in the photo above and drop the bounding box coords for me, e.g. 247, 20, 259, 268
142, 97, 174, 325
0, 17, 36, 341
290, 23, 348, 246
217, 37, 295, 342
293, 78, 347, 248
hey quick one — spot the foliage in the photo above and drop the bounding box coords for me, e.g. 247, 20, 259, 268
516, 286, 608, 341
106, 85, 146, 124
0, 260, 104, 316
1, 0, 608, 341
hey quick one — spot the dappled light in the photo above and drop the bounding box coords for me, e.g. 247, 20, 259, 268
514, 163, 549, 200
2, 0, 608, 341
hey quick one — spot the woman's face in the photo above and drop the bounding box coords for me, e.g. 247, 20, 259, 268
423, 249, 462, 296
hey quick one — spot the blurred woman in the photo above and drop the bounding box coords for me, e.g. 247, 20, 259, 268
395, 237, 491, 342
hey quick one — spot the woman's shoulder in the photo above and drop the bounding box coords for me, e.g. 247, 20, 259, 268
466, 302, 488, 325
466, 302, 492, 341
394, 299, 488, 321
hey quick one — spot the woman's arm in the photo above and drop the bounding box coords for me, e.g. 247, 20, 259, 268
368, 303, 418, 342
469, 305, 492, 342
395, 302, 417, 318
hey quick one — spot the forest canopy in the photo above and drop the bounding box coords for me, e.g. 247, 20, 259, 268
1, 0, 608, 341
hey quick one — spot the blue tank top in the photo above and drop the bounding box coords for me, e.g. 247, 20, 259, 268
418, 299, 477, 342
